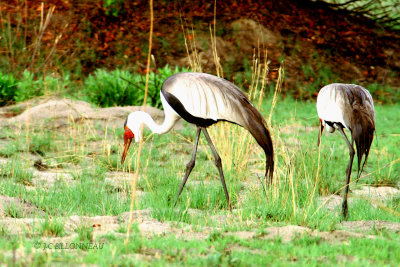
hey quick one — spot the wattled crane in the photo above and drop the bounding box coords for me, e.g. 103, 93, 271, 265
317, 83, 375, 218
121, 72, 274, 209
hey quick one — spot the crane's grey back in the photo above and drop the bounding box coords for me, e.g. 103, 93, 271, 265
161, 72, 255, 127
161, 72, 274, 180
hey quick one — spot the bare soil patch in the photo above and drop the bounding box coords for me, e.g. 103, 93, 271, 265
32, 170, 75, 189
0, 195, 45, 219
352, 186, 400, 201
338, 220, 400, 233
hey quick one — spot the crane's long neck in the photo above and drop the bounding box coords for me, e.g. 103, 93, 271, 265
137, 109, 178, 135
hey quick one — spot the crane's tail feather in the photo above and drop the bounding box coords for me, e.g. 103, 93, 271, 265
352, 117, 375, 182
244, 105, 274, 184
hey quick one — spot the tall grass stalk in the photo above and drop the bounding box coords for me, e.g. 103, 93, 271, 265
180, 19, 202, 73
208, 48, 275, 178
30, 4, 55, 71
125, 0, 153, 244
0, 3, 61, 75
210, 0, 223, 78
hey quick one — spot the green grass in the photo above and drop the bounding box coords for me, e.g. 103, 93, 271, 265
40, 217, 65, 237
76, 225, 94, 242
1, 229, 399, 265
4, 203, 25, 218
0, 95, 399, 265
0, 157, 34, 185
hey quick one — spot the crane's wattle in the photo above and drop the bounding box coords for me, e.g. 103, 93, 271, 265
121, 127, 134, 164
124, 126, 134, 142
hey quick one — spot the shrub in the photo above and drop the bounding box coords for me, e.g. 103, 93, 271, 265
14, 70, 43, 102
0, 72, 18, 106
84, 69, 140, 108
84, 65, 188, 108
103, 0, 125, 17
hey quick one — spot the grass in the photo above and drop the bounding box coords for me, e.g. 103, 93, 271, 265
0, 157, 34, 185
0, 46, 399, 263
40, 217, 65, 237
76, 225, 94, 242
1, 229, 398, 265
5, 203, 25, 218
0, 95, 399, 264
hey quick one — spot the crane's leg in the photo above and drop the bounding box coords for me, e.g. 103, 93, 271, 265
202, 128, 232, 211
317, 120, 324, 147
174, 127, 202, 206
337, 127, 355, 218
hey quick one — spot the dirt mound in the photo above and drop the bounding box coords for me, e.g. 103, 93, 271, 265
0, 98, 183, 130
338, 220, 400, 233
352, 186, 400, 201
316, 229, 375, 243
318, 195, 347, 212
32, 170, 75, 189
231, 19, 279, 49
319, 185, 400, 212
178, 19, 278, 73
0, 195, 45, 219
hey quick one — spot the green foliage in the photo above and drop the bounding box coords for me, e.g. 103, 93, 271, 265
84, 65, 188, 108
14, 70, 43, 102
103, 0, 125, 17
84, 69, 139, 108
324, 0, 400, 30
0, 168, 131, 216
0, 70, 73, 105
0, 72, 18, 106
232, 58, 254, 89
40, 218, 65, 237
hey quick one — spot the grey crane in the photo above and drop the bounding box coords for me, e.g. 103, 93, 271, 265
121, 72, 274, 209
317, 83, 375, 218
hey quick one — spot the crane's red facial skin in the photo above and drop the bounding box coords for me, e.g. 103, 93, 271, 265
121, 127, 134, 164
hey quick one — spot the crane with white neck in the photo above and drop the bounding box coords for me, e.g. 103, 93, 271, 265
121, 72, 274, 209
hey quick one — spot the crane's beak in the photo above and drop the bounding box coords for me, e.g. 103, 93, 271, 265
121, 127, 134, 164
